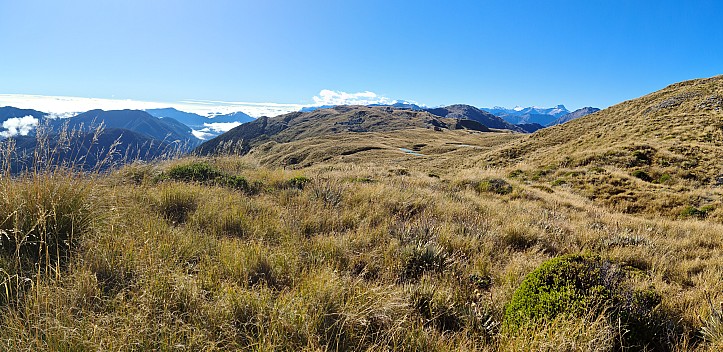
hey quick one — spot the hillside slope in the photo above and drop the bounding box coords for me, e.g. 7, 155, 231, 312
485, 75, 723, 216
195, 105, 493, 156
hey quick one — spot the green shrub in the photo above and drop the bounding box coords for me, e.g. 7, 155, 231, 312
656, 173, 672, 184
158, 162, 255, 193
504, 254, 682, 350
475, 178, 513, 195
165, 162, 223, 183
631, 170, 653, 182
681, 205, 714, 219
286, 176, 310, 190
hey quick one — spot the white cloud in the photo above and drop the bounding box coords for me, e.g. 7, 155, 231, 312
1, 115, 39, 138
203, 122, 242, 133
312, 90, 395, 106
0, 94, 296, 119
0, 91, 426, 124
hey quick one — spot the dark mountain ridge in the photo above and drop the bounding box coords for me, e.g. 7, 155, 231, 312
425, 104, 525, 132
548, 107, 600, 126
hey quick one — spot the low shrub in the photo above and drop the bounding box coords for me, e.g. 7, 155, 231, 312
504, 254, 684, 350
681, 205, 714, 219
158, 162, 254, 193
475, 178, 513, 195
286, 176, 311, 190
631, 170, 653, 182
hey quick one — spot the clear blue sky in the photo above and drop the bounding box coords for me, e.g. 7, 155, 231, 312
1, 0, 721, 110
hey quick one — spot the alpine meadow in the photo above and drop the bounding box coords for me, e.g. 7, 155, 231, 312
2, 1, 723, 351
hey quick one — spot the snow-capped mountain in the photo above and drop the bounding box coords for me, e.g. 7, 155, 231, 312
482, 105, 570, 126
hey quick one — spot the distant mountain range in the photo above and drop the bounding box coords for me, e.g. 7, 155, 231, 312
145, 108, 255, 129
0, 99, 599, 172
8, 128, 181, 172
482, 105, 570, 126
300, 101, 424, 113
0, 106, 47, 121
0, 106, 256, 171
425, 104, 525, 132
53, 109, 198, 147
548, 107, 600, 126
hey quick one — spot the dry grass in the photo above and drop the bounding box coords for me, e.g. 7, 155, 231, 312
1, 151, 722, 350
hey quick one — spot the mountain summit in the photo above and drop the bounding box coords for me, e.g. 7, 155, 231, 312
482, 105, 570, 125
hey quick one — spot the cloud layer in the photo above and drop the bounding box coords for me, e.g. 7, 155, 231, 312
312, 90, 396, 106
0, 90, 424, 123
1, 115, 39, 138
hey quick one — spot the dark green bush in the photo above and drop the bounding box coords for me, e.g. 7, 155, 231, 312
656, 173, 672, 184
165, 162, 223, 183
632, 170, 653, 182
681, 205, 714, 219
286, 176, 310, 190
504, 254, 684, 350
159, 162, 255, 193
475, 178, 513, 195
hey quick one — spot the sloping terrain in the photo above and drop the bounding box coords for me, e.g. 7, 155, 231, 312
0, 106, 47, 121
195, 105, 496, 156
484, 75, 723, 217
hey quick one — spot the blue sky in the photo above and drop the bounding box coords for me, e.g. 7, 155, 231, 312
1, 0, 722, 112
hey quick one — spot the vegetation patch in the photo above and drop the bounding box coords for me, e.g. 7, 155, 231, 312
504, 254, 685, 350
475, 178, 513, 195
0, 174, 93, 304
631, 169, 653, 182
157, 162, 255, 193
680, 205, 715, 219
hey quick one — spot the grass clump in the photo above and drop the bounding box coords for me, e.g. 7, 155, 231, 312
504, 254, 685, 350
400, 243, 449, 282
0, 173, 93, 305
155, 186, 198, 225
